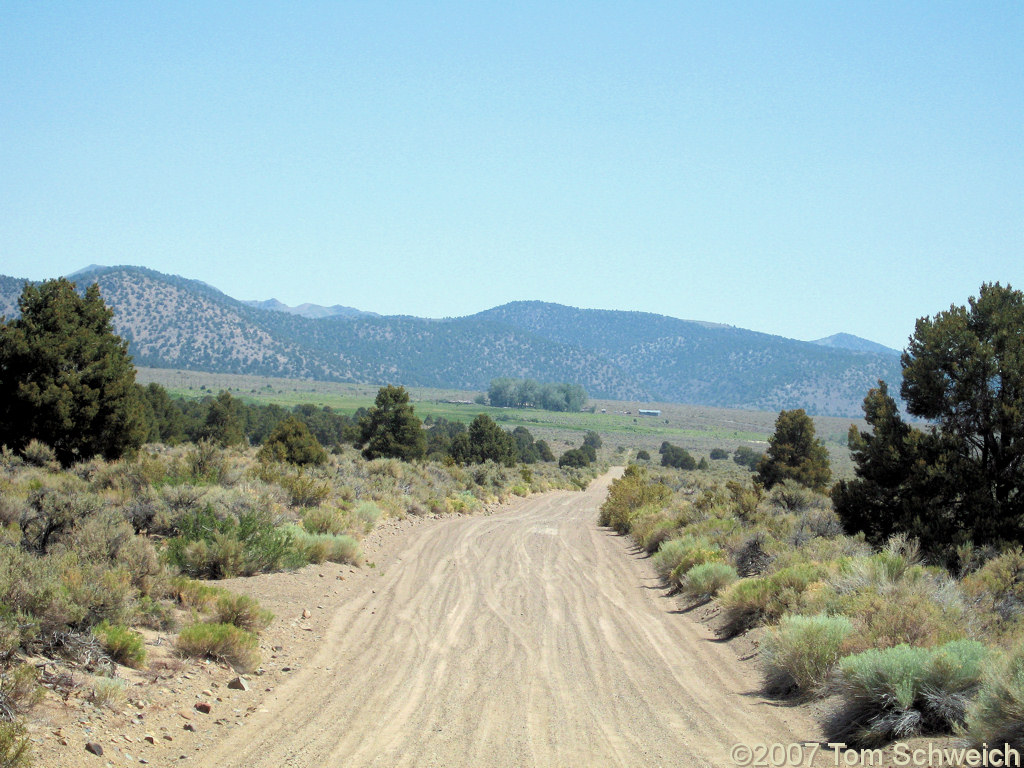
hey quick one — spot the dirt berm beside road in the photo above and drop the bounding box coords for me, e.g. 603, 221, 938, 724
190, 469, 822, 768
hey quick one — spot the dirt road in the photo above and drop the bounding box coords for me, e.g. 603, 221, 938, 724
200, 470, 821, 768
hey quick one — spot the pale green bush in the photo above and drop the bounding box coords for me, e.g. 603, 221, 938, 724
829, 640, 988, 745
761, 613, 853, 696
680, 562, 737, 600
965, 647, 1024, 748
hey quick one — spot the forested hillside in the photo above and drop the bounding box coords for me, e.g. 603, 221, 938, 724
0, 266, 902, 416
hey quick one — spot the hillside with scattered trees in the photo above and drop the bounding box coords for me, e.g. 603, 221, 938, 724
0, 266, 902, 417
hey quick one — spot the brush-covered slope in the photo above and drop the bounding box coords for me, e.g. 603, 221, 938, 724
475, 302, 901, 415
0, 267, 902, 416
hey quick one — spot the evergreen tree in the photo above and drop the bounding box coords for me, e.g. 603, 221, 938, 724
511, 426, 541, 464
0, 278, 146, 464
837, 283, 1024, 557
425, 417, 466, 459
258, 416, 328, 466
832, 381, 946, 547
733, 445, 763, 470
450, 414, 517, 466
660, 443, 697, 470
358, 385, 426, 461
755, 409, 831, 490
201, 390, 245, 447
558, 448, 591, 468
535, 439, 556, 462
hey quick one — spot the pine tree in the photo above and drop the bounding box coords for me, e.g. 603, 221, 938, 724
358, 385, 426, 461
258, 416, 327, 466
0, 278, 146, 464
755, 409, 831, 491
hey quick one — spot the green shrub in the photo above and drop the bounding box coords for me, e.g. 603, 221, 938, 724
961, 548, 1024, 635
288, 526, 361, 565
21, 440, 57, 470
681, 562, 737, 600
20, 479, 102, 554
825, 550, 970, 652
353, 501, 381, 533
214, 593, 273, 632
719, 563, 825, 637
278, 471, 331, 508
965, 647, 1024, 748
652, 535, 721, 585
829, 640, 989, 745
301, 506, 348, 536
58, 555, 136, 628
761, 613, 853, 696
832, 580, 968, 653
166, 507, 296, 578
257, 417, 328, 466
176, 622, 260, 672
136, 595, 176, 630
170, 576, 225, 611
93, 621, 146, 668
446, 492, 482, 514
184, 440, 227, 484
768, 481, 828, 513
0, 547, 76, 638
599, 466, 671, 532
0, 719, 31, 768
630, 512, 678, 555
0, 665, 43, 719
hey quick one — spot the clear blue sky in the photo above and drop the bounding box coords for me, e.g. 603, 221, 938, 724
2, 2, 1021, 350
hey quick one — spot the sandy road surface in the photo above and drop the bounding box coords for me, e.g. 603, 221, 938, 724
200, 470, 821, 768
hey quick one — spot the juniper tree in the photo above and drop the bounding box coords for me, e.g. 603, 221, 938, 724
0, 278, 146, 464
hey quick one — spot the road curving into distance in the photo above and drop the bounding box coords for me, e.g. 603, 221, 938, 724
200, 469, 821, 768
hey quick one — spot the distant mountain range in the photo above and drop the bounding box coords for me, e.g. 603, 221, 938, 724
241, 298, 377, 320
0, 265, 904, 417
809, 332, 901, 356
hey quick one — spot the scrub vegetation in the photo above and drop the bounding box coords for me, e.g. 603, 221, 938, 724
599, 283, 1024, 749
0, 278, 600, 765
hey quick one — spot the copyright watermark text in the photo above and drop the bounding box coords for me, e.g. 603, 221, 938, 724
730, 742, 1022, 767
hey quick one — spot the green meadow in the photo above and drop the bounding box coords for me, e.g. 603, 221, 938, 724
137, 367, 863, 480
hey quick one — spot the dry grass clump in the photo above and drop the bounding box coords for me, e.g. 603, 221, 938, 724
761, 613, 853, 697
213, 593, 274, 633
0, 666, 43, 721
175, 622, 260, 672
87, 676, 127, 710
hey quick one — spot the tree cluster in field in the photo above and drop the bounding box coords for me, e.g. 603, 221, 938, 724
353, 385, 559, 468
486, 377, 588, 412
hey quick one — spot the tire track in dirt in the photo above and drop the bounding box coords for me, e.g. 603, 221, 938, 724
199, 470, 821, 768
